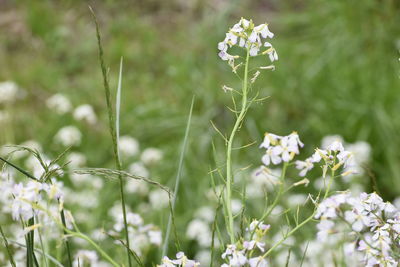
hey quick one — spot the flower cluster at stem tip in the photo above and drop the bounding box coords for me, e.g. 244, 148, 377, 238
218, 18, 278, 68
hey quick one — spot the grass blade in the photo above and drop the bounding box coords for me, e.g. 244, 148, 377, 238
89, 6, 132, 267
116, 57, 123, 161
0, 224, 16, 267
161, 96, 195, 257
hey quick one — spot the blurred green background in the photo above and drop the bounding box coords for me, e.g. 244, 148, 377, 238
0, 0, 399, 238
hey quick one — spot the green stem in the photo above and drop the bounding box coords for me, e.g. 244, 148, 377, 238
260, 162, 288, 222
89, 7, 132, 267
60, 209, 73, 267
0, 224, 16, 267
262, 168, 336, 258
225, 48, 250, 244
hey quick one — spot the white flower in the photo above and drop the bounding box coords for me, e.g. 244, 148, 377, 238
249, 257, 268, 267
11, 181, 43, 221
118, 136, 139, 157
321, 135, 344, 150
248, 220, 270, 232
262, 147, 282, 165
73, 104, 97, 124
222, 244, 248, 266
141, 148, 163, 165
344, 209, 370, 232
243, 240, 265, 252
260, 133, 281, 149
148, 230, 162, 246
0, 81, 20, 103
54, 126, 82, 146
327, 140, 345, 153
295, 159, 314, 177
129, 162, 149, 178
158, 252, 199, 267
194, 206, 215, 223
218, 18, 277, 63
316, 219, 335, 242
186, 219, 212, 247
125, 179, 149, 195
66, 152, 86, 168
46, 93, 72, 114
73, 250, 98, 267
149, 189, 169, 210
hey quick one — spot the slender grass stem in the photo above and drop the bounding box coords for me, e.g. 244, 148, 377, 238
89, 7, 132, 267
0, 224, 16, 267
259, 162, 288, 222
225, 48, 250, 243
60, 209, 73, 267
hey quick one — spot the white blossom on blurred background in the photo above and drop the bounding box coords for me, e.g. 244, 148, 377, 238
46, 93, 72, 114
54, 126, 82, 146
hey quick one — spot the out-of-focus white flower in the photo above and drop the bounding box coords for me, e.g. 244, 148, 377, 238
0, 81, 20, 103
321, 135, 344, 150
222, 244, 248, 266
129, 162, 149, 178
195, 250, 211, 267
248, 220, 270, 232
125, 179, 149, 195
195, 206, 215, 223
66, 152, 86, 169
73, 104, 97, 124
287, 194, 307, 207
46, 93, 72, 114
250, 167, 280, 193
295, 159, 314, 177
118, 136, 139, 157
231, 198, 242, 215
249, 256, 268, 267
186, 219, 212, 247
141, 147, 163, 165
148, 230, 162, 246
54, 126, 82, 147
158, 252, 200, 267
72, 250, 98, 267
344, 209, 370, 232
149, 189, 169, 210
316, 219, 335, 242
11, 181, 46, 221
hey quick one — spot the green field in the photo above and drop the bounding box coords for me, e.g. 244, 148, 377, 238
0, 1, 399, 266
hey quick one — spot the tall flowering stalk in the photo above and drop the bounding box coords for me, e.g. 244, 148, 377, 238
218, 18, 278, 243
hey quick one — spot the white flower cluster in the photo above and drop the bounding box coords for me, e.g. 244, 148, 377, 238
46, 93, 98, 125
72, 250, 102, 267
158, 252, 200, 267
260, 132, 304, 166
218, 18, 277, 64
3, 179, 65, 221
186, 206, 215, 247
315, 191, 400, 266
321, 135, 371, 181
73, 104, 97, 124
46, 93, 72, 115
108, 204, 162, 256
54, 125, 82, 147
221, 220, 270, 267
0, 81, 22, 104
295, 140, 354, 177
